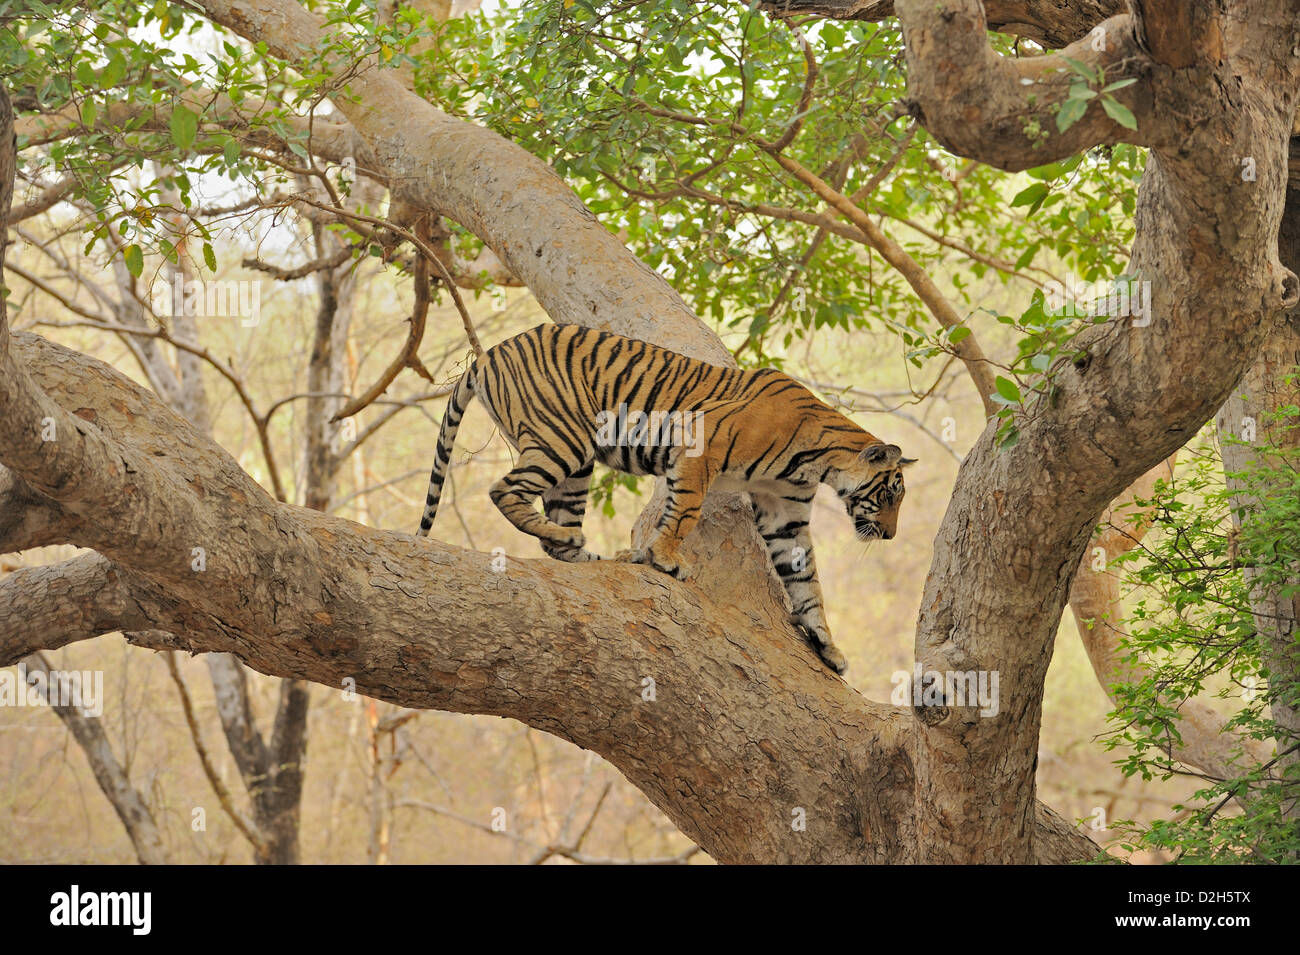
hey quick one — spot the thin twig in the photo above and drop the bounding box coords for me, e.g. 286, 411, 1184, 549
163, 652, 267, 854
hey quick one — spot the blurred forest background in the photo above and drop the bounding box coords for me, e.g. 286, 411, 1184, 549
0, 0, 1279, 863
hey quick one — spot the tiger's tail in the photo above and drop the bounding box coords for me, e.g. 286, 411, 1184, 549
417, 363, 477, 537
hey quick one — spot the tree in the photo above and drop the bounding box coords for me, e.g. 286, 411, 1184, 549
2, 0, 1298, 863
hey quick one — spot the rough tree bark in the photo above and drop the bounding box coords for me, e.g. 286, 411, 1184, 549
806, 0, 1300, 861
764, 1, 1123, 48
3, 0, 1299, 863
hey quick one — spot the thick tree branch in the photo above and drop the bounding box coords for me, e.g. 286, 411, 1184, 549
1129, 0, 1223, 70
891, 0, 1151, 170
0, 327, 1096, 862
0, 465, 86, 553
0, 555, 183, 664
763, 1, 1125, 48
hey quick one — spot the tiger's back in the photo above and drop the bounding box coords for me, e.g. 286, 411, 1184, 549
473, 324, 805, 473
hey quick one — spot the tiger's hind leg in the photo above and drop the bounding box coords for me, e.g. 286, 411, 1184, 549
750, 491, 848, 675
489, 447, 590, 554
540, 460, 602, 562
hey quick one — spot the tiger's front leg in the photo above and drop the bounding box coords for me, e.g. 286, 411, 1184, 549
750, 491, 848, 675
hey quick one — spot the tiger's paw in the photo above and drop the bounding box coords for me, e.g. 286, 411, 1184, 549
541, 528, 594, 560
816, 643, 849, 675
646, 544, 689, 580
543, 540, 603, 562
790, 617, 848, 675
615, 547, 688, 580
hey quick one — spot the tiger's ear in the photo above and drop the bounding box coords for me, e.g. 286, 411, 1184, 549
899, 456, 918, 468
860, 443, 902, 468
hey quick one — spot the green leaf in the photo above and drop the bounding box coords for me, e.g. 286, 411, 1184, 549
170, 105, 198, 151
123, 244, 143, 278
995, 375, 1022, 404
1060, 55, 1100, 85
79, 99, 96, 127
1056, 96, 1089, 133
1026, 161, 1064, 181
948, 325, 971, 344
203, 241, 217, 272
1101, 96, 1137, 130
1014, 242, 1041, 270
1011, 182, 1049, 209
100, 48, 126, 88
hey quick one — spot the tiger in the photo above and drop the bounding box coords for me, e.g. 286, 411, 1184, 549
416, 323, 914, 674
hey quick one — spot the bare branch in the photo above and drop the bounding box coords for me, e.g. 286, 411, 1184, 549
7, 173, 83, 223
245, 244, 354, 280
164, 652, 268, 852
20, 653, 169, 864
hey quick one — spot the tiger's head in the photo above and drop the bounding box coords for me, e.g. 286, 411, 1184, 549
830, 443, 916, 541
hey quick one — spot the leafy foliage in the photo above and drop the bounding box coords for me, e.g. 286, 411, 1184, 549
1096, 398, 1300, 862
1054, 56, 1136, 134
423, 0, 1141, 381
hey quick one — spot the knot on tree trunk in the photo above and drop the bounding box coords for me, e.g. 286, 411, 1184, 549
1278, 267, 1300, 309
